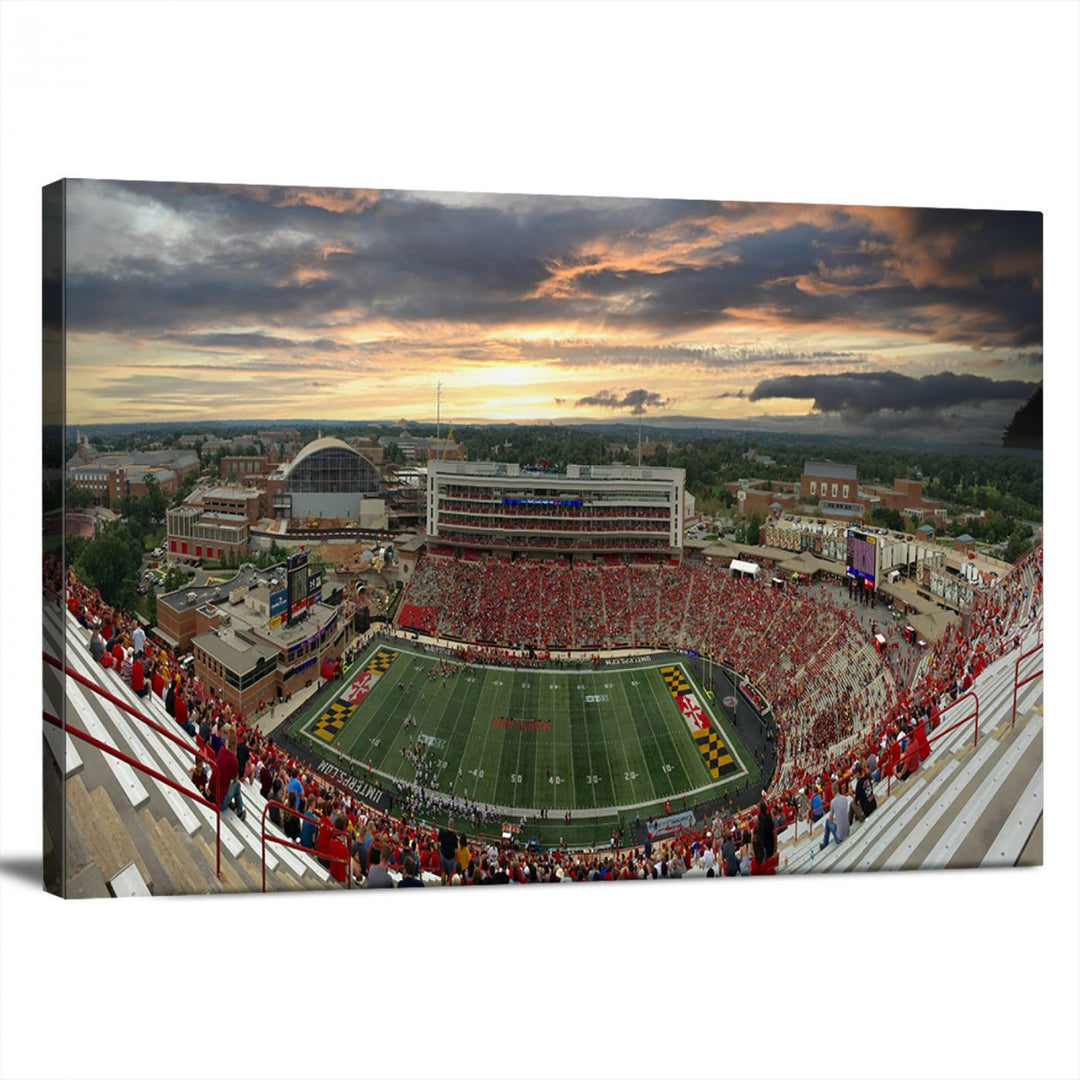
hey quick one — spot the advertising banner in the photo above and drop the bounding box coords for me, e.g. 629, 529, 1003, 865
269, 588, 288, 629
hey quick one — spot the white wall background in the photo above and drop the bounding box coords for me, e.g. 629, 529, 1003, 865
2, 3, 1077, 1078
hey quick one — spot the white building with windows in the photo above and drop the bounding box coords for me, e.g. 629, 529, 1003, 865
425, 460, 686, 557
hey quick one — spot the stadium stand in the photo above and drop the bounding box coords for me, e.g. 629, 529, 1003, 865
46, 541, 1042, 891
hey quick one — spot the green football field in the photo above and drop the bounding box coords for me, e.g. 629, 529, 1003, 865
291, 639, 756, 838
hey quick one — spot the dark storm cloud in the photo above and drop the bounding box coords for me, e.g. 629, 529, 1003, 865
64, 182, 1043, 356
520, 339, 866, 369
154, 331, 354, 353
748, 370, 1039, 414
575, 388, 672, 414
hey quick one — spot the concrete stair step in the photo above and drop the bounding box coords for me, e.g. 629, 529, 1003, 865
66, 775, 152, 889
65, 860, 111, 899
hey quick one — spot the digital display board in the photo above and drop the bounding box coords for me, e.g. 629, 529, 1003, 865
846, 529, 877, 584
307, 569, 322, 605
287, 550, 309, 621
501, 497, 583, 507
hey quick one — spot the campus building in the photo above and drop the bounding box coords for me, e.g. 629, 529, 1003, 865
66, 448, 199, 506
156, 562, 346, 713
219, 455, 269, 484
165, 500, 250, 564
724, 477, 799, 518
264, 436, 386, 527
425, 460, 686, 557
378, 431, 468, 462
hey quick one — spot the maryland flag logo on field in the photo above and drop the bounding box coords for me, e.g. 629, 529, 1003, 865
312, 649, 399, 743
365, 648, 398, 675
313, 700, 351, 743
660, 665, 691, 696
660, 664, 737, 778
693, 727, 734, 780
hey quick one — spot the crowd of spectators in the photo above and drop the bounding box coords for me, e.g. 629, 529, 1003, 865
49, 539, 1042, 887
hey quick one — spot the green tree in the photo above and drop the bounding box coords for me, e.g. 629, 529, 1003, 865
1003, 387, 1042, 450
746, 512, 762, 546
143, 474, 167, 524
65, 479, 95, 509
64, 533, 89, 569
871, 507, 905, 532
74, 521, 143, 608
1004, 530, 1033, 564
162, 565, 188, 592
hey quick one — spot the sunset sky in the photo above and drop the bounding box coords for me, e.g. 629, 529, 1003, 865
64, 180, 1042, 442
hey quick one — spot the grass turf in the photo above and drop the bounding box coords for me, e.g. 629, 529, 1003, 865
292, 639, 759, 843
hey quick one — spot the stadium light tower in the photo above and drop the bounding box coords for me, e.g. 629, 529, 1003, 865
435, 380, 442, 462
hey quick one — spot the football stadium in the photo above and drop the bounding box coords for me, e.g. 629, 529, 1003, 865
44, 457, 1045, 892
285, 639, 757, 849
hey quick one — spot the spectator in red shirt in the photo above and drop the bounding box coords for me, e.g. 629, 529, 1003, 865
131, 658, 147, 698
213, 728, 245, 821
328, 813, 350, 884
174, 689, 195, 737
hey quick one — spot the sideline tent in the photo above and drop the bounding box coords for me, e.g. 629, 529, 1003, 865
730, 559, 760, 580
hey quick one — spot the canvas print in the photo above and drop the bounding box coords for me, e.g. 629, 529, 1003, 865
42, 181, 1043, 897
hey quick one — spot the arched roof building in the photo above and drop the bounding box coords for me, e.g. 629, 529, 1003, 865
275, 437, 383, 523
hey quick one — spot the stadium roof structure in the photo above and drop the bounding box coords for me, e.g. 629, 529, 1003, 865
804, 460, 858, 480
778, 552, 837, 577
741, 543, 791, 563
907, 608, 961, 644
876, 580, 942, 615
393, 532, 427, 553
282, 436, 378, 477
700, 538, 742, 559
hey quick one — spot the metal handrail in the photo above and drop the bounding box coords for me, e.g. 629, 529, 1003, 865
259, 799, 352, 892
42, 710, 222, 878
1012, 643, 1043, 728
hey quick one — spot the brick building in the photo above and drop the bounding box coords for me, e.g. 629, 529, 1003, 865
190, 587, 344, 714
864, 477, 944, 520
220, 455, 268, 484
200, 485, 264, 523
165, 500, 249, 563
725, 478, 798, 518
800, 460, 858, 503
156, 563, 346, 715
67, 448, 198, 506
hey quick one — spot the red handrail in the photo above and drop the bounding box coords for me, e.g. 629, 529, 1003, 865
43, 651, 215, 770
43, 710, 222, 878
1012, 643, 1043, 728
259, 799, 352, 892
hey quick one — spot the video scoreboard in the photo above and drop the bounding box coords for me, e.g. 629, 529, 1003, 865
846, 528, 877, 586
